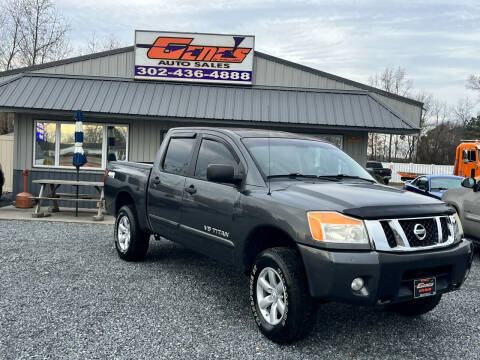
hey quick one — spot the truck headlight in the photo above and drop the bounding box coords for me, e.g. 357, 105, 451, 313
451, 213, 464, 242
307, 212, 369, 244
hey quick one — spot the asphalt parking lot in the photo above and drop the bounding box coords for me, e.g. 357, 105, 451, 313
0, 220, 479, 360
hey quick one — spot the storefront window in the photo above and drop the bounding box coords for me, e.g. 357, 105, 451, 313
107, 125, 128, 162
59, 124, 75, 167
34, 121, 128, 169
59, 124, 103, 168
34, 122, 56, 165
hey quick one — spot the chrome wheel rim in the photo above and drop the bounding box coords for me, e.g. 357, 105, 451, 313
256, 267, 286, 325
117, 215, 131, 252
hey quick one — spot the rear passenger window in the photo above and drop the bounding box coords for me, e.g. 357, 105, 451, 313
163, 138, 196, 175
195, 139, 238, 180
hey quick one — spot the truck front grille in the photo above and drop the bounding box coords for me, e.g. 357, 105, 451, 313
364, 216, 455, 253
380, 221, 397, 248
399, 218, 438, 247
440, 217, 451, 240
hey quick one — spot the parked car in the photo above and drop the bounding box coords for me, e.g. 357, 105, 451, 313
104, 128, 473, 343
366, 161, 391, 184
404, 175, 464, 200
443, 177, 480, 249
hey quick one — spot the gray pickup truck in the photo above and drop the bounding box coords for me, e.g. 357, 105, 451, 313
443, 177, 480, 248
104, 127, 474, 343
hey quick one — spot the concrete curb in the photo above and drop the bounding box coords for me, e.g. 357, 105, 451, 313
0, 205, 114, 225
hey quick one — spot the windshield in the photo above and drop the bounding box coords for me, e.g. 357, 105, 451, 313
430, 177, 463, 191
242, 137, 374, 180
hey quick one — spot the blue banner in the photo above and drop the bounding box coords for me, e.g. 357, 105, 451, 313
36, 123, 45, 142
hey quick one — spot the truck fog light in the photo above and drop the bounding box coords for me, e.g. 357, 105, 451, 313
351, 277, 364, 291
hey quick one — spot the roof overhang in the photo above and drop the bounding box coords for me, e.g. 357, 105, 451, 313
0, 46, 423, 108
0, 73, 420, 134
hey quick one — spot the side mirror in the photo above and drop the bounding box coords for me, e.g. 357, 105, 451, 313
461, 177, 476, 189
207, 164, 241, 185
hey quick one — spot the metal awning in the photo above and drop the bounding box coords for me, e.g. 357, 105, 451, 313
0, 73, 419, 133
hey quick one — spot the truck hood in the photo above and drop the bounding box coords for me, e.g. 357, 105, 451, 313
271, 180, 454, 219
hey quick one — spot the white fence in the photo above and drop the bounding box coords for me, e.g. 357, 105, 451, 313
381, 162, 455, 183
0, 133, 14, 192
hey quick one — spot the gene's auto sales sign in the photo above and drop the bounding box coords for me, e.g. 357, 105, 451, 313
135, 30, 255, 85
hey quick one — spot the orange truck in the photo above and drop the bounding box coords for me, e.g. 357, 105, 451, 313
398, 140, 480, 181
453, 140, 480, 180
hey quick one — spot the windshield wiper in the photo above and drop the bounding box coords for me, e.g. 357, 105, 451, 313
267, 173, 319, 179
319, 174, 376, 183
266, 173, 374, 183
267, 173, 343, 182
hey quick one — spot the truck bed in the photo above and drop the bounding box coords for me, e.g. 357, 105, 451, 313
108, 161, 153, 180
104, 161, 153, 230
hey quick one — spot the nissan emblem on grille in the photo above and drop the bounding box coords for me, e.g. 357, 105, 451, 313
413, 223, 427, 241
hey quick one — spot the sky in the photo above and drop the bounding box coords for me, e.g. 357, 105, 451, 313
57, 0, 480, 109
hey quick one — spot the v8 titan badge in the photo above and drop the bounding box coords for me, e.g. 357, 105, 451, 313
135, 31, 254, 85
414, 277, 436, 298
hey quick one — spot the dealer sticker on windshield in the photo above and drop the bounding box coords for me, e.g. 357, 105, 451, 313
414, 277, 436, 298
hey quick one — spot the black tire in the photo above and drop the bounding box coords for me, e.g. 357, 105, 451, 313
250, 247, 317, 343
384, 179, 389, 185
472, 242, 480, 255
114, 205, 149, 261
388, 295, 442, 316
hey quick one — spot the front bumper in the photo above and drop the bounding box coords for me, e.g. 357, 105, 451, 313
299, 239, 474, 305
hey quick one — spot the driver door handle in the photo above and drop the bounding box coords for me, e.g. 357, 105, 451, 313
152, 176, 161, 186
185, 184, 197, 195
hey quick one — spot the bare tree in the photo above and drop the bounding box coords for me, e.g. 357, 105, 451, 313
429, 98, 450, 126
84, 31, 123, 54
368, 66, 413, 161
102, 34, 122, 51
452, 97, 474, 126
0, 0, 23, 71
18, 0, 71, 66
466, 74, 480, 91
86, 31, 101, 54
408, 91, 433, 161
369, 66, 413, 97
416, 91, 433, 131
0, 113, 15, 135
0, 0, 70, 69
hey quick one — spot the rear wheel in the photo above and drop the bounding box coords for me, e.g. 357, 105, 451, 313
388, 295, 442, 316
250, 247, 317, 343
114, 205, 149, 261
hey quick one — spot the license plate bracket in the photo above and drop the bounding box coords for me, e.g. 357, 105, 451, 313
414, 277, 436, 298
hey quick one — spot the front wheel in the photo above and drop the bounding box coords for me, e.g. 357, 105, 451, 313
114, 205, 150, 261
388, 295, 442, 316
250, 247, 317, 343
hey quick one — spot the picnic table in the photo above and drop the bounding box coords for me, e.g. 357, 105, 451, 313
30, 179, 105, 221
